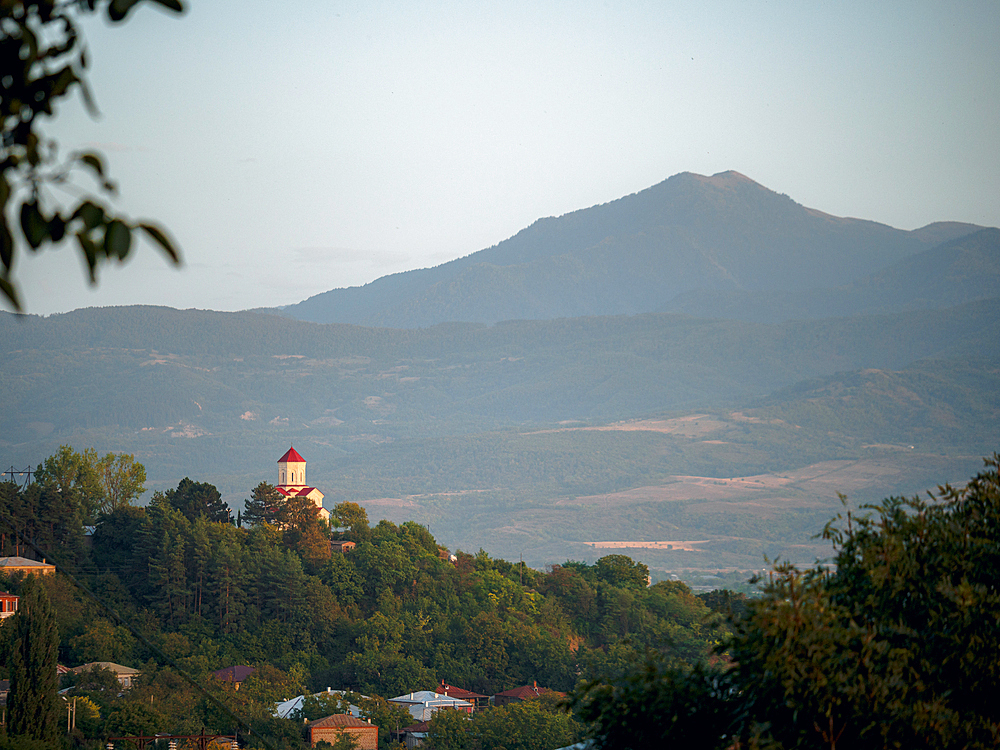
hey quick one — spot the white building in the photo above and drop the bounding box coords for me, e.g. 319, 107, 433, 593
276, 446, 330, 523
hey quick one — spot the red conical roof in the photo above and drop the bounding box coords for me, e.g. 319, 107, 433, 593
277, 446, 305, 463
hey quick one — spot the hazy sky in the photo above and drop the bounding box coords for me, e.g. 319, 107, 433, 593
13, 0, 1000, 315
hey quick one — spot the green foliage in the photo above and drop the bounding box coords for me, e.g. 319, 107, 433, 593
33, 445, 104, 522
244, 481, 283, 527
0, 0, 182, 311
471, 699, 583, 750
166, 477, 232, 523
95, 451, 147, 514
4, 575, 60, 742
576, 455, 1000, 749
594, 555, 650, 590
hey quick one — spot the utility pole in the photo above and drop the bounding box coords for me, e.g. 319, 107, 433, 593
3, 465, 33, 490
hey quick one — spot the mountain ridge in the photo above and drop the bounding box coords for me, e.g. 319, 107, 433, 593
279, 171, 987, 328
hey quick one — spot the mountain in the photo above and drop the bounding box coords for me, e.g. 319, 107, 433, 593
279, 171, 984, 328
662, 227, 1000, 322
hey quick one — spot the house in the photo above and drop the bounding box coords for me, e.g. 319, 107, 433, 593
389, 691, 473, 721
72, 662, 140, 688
276, 446, 331, 523
212, 665, 255, 689
0, 591, 18, 621
492, 681, 561, 707
396, 719, 431, 748
307, 714, 378, 749
330, 540, 356, 554
0, 556, 56, 576
273, 688, 365, 720
437, 680, 489, 711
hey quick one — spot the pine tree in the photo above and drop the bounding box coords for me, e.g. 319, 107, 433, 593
243, 481, 284, 527
6, 575, 60, 741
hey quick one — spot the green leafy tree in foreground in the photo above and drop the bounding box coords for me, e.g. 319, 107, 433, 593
575, 454, 1000, 750
96, 451, 147, 514
1, 0, 182, 311
5, 575, 60, 742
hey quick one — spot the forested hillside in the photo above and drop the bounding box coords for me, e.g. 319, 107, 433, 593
3, 450, 999, 749
0, 448, 718, 748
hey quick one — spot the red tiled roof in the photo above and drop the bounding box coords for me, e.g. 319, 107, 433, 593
276, 486, 316, 495
495, 684, 550, 699
278, 446, 305, 463
439, 682, 488, 700
310, 714, 374, 728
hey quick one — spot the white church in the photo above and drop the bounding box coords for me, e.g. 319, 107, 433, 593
276, 446, 331, 523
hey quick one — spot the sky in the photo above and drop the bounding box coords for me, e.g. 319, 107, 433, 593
11, 0, 1000, 315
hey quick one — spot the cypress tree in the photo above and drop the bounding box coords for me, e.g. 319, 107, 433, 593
6, 574, 60, 741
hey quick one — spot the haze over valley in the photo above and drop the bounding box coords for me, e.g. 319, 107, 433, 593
4, 171, 998, 578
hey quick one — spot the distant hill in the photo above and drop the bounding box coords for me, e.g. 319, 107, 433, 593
278, 171, 984, 328
662, 227, 1000, 322
2, 302, 998, 569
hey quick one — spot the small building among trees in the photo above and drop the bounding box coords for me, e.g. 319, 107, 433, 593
0, 591, 18, 621
275, 446, 330, 523
0, 556, 56, 576
307, 714, 378, 749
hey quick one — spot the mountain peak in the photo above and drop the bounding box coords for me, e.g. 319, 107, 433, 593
686, 170, 759, 188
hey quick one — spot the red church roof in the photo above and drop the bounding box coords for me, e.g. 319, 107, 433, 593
276, 486, 317, 496
278, 446, 305, 463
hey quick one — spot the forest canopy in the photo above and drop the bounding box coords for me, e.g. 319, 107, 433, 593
2, 449, 999, 749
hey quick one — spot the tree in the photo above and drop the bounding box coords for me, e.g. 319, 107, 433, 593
594, 554, 649, 590
5, 575, 60, 742
332, 501, 369, 538
96, 452, 147, 514
573, 455, 1000, 750
1, 0, 182, 311
33, 444, 104, 522
167, 477, 231, 523
244, 481, 284, 527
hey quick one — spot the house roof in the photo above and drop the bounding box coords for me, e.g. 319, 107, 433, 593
400, 720, 431, 733
390, 691, 472, 706
276, 486, 317, 496
0, 591, 17, 598
213, 665, 255, 682
73, 662, 139, 675
0, 556, 54, 569
278, 446, 305, 463
438, 682, 488, 700
495, 684, 550, 700
309, 714, 374, 729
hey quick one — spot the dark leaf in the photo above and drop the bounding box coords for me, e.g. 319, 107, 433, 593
72, 200, 105, 229
75, 231, 99, 283
77, 152, 105, 178
48, 214, 66, 242
139, 222, 181, 264
105, 220, 132, 260
0, 214, 13, 271
150, 0, 185, 12
0, 276, 21, 312
20, 200, 48, 249
107, 0, 144, 22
